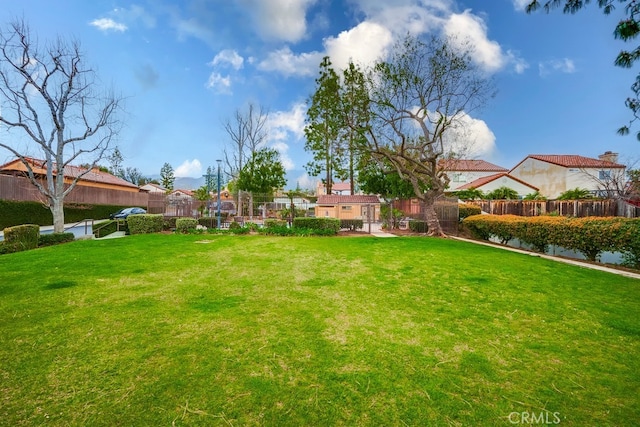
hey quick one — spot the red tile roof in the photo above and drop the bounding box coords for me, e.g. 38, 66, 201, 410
317, 195, 380, 204
513, 155, 625, 170
0, 157, 139, 189
456, 173, 538, 191
439, 159, 508, 172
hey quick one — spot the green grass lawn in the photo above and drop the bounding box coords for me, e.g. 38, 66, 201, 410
1, 234, 639, 426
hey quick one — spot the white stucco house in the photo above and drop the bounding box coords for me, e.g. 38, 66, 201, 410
456, 173, 539, 197
509, 152, 626, 199
439, 159, 509, 190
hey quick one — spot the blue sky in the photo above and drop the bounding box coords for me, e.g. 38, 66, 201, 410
0, 0, 637, 188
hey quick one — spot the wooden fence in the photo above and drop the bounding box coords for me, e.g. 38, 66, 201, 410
0, 174, 165, 213
467, 199, 639, 218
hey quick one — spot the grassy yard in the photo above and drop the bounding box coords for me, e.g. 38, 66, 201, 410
1, 234, 639, 426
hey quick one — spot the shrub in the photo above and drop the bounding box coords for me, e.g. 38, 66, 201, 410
458, 203, 481, 221
127, 214, 164, 235
557, 188, 593, 200
0, 200, 135, 229
409, 220, 428, 233
463, 215, 640, 263
163, 217, 177, 231
4, 224, 39, 252
293, 217, 340, 234
264, 219, 288, 228
230, 225, 250, 234
39, 232, 75, 247
176, 217, 198, 233
340, 219, 363, 231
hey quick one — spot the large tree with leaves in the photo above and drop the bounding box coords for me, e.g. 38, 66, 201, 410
305, 56, 344, 194
526, 0, 640, 138
339, 61, 370, 194
359, 35, 494, 236
236, 147, 286, 219
0, 20, 122, 232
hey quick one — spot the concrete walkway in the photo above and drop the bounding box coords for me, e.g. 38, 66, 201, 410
367, 222, 397, 238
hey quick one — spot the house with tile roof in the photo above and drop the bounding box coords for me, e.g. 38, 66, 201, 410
509, 152, 626, 199
315, 194, 381, 221
456, 173, 539, 197
0, 157, 140, 192
439, 159, 509, 190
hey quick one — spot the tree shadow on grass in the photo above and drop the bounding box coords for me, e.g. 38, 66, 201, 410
44, 280, 78, 290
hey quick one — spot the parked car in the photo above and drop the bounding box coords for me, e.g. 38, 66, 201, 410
109, 207, 146, 219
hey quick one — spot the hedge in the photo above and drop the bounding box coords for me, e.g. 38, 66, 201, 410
3, 224, 39, 253
127, 214, 164, 235
0, 200, 133, 229
264, 219, 288, 228
175, 217, 198, 233
463, 214, 640, 264
458, 203, 482, 221
293, 217, 340, 234
38, 232, 75, 247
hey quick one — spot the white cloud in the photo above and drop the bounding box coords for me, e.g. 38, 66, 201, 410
323, 21, 394, 70
294, 172, 318, 191
211, 50, 244, 70
238, 0, 317, 42
175, 159, 203, 177
266, 103, 307, 170
258, 47, 323, 77
539, 58, 576, 77
443, 11, 505, 73
442, 112, 497, 159
89, 18, 127, 32
205, 73, 232, 94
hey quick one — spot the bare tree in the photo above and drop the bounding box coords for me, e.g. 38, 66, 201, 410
0, 20, 122, 232
222, 103, 268, 219
361, 35, 494, 236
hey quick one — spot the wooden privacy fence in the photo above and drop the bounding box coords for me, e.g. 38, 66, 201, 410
0, 174, 165, 213
467, 199, 639, 218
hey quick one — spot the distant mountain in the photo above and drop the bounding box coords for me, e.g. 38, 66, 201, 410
174, 176, 205, 190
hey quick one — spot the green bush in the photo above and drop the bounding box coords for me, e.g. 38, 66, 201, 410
409, 220, 428, 233
264, 219, 288, 228
340, 219, 363, 231
458, 203, 481, 221
38, 232, 75, 247
293, 217, 340, 234
127, 214, 164, 235
3, 224, 39, 252
230, 225, 250, 234
0, 200, 136, 229
229, 221, 241, 230
463, 215, 640, 263
163, 217, 177, 231
175, 217, 198, 233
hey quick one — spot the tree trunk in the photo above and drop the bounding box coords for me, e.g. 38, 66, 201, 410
51, 197, 65, 233
423, 197, 446, 237
237, 190, 244, 219
249, 192, 254, 220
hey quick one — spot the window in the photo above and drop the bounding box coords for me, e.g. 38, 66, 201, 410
598, 170, 611, 180
452, 173, 466, 183
341, 205, 352, 211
